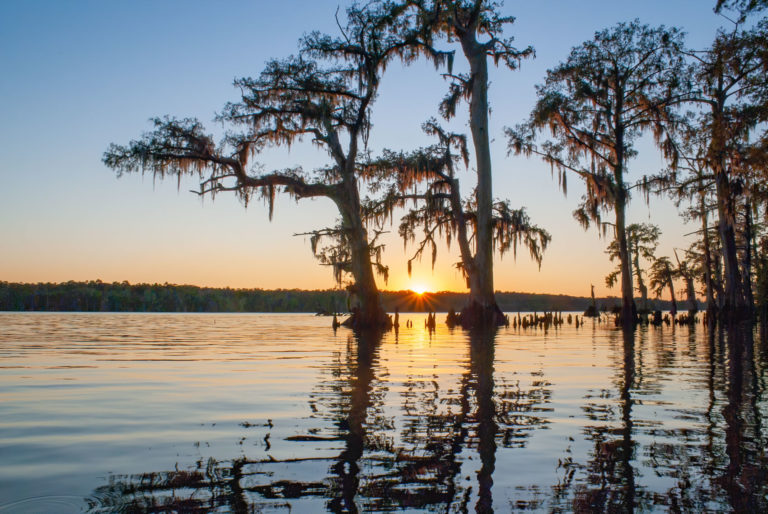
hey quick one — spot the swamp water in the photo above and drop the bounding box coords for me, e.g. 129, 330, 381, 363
0, 312, 766, 512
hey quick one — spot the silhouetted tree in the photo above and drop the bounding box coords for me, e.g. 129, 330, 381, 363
367, 121, 549, 328
675, 19, 768, 319
376, 0, 538, 327
509, 21, 687, 327
675, 249, 700, 315
103, 4, 431, 329
650, 256, 678, 316
756, 237, 768, 324
654, 124, 722, 314
605, 223, 660, 313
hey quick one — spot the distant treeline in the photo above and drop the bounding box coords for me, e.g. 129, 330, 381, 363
0, 281, 681, 313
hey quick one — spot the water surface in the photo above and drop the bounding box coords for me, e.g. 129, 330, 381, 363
0, 313, 766, 512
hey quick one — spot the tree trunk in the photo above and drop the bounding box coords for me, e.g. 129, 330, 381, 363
338, 182, 391, 330
685, 276, 697, 314
632, 245, 648, 313
715, 173, 747, 319
668, 278, 677, 318
458, 35, 503, 328
701, 191, 717, 316
743, 199, 754, 316
711, 85, 748, 321
615, 191, 637, 327
613, 89, 635, 328
638, 280, 648, 314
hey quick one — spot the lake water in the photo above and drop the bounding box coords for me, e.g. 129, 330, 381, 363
0, 312, 766, 512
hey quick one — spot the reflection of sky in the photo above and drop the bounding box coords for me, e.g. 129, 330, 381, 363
0, 1, 735, 295
1, 313, 755, 511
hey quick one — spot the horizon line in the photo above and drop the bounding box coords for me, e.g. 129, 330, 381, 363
0, 278, 630, 299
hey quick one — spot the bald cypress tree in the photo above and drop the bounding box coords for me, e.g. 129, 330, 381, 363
508, 21, 687, 327
605, 223, 660, 315
678, 20, 768, 320
369, 0, 539, 327
364, 120, 549, 328
649, 256, 678, 317
104, 4, 425, 329
653, 122, 723, 316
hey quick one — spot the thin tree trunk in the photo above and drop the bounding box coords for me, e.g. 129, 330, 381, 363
632, 244, 648, 313
701, 191, 717, 315
743, 199, 754, 316
449, 177, 476, 289
668, 277, 677, 318
615, 192, 636, 326
686, 277, 697, 314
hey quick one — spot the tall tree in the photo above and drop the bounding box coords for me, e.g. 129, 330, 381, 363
653, 123, 722, 315
376, 0, 537, 326
366, 121, 550, 328
104, 4, 423, 329
680, 19, 768, 319
508, 21, 687, 327
605, 223, 660, 314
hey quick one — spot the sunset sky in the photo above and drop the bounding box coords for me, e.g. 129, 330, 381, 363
0, 1, 730, 297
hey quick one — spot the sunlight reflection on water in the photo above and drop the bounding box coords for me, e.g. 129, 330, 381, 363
0, 312, 766, 512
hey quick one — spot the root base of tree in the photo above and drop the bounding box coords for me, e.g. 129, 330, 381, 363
458, 302, 507, 329
341, 309, 393, 331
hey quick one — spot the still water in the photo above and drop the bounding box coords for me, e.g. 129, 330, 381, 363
0, 313, 766, 512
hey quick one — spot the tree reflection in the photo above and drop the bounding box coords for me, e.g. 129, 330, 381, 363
86, 326, 558, 512
644, 323, 767, 511
471, 329, 498, 512
84, 322, 768, 512
552, 322, 768, 511
395, 327, 552, 512
721, 322, 767, 512
86, 328, 389, 513
568, 329, 640, 511
327, 329, 381, 512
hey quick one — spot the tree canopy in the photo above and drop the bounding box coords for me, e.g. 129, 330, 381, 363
104, 3, 442, 328
508, 20, 687, 325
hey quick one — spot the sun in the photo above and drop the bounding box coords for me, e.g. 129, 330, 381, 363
410, 283, 430, 295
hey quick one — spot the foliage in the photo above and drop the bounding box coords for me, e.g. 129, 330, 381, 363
508, 20, 687, 232
715, 0, 768, 20
366, 121, 550, 286
648, 256, 676, 299
508, 20, 688, 324
103, 3, 448, 327
358, 0, 545, 324
605, 223, 660, 288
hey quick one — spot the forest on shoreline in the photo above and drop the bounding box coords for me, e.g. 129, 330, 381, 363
0, 280, 679, 314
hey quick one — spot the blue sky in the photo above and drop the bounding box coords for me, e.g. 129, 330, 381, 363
0, 1, 736, 296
